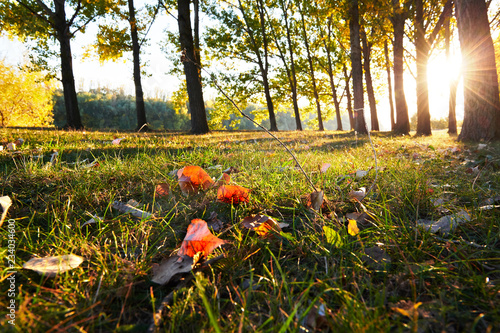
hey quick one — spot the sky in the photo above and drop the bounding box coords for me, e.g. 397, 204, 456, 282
0, 4, 468, 131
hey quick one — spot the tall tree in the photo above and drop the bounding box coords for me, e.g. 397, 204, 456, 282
349, 0, 367, 134
391, 0, 410, 135
0, 0, 115, 129
297, 0, 324, 131
178, 0, 209, 134
414, 0, 453, 136
444, 14, 458, 135
343, 64, 355, 130
268, 0, 302, 130
456, 0, 500, 141
361, 28, 379, 131
384, 39, 396, 130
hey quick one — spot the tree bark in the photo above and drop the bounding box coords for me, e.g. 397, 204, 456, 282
456, 0, 500, 141
128, 0, 148, 132
384, 40, 396, 131
55, 0, 82, 130
392, 0, 410, 135
361, 29, 379, 131
349, 0, 367, 134
178, 0, 209, 134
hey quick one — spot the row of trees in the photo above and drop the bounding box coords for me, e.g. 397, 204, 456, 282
0, 0, 499, 141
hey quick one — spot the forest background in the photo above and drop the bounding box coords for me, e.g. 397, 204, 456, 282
0, 0, 499, 134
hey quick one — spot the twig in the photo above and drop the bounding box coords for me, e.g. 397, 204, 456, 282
180, 50, 318, 193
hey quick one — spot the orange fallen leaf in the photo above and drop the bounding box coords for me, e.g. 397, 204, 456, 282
177, 166, 215, 195
178, 219, 227, 258
217, 185, 250, 205
155, 183, 170, 198
241, 215, 282, 237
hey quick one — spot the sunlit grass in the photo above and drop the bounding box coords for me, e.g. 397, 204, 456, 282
1, 128, 499, 332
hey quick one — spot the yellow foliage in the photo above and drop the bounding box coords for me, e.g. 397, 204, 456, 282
0, 61, 54, 127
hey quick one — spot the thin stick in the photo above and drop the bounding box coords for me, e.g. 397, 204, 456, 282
181, 50, 318, 193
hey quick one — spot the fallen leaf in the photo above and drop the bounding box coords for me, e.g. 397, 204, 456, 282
215, 173, 231, 187
349, 187, 366, 201
6, 142, 16, 150
206, 211, 224, 232
151, 255, 194, 285
0, 196, 12, 228
23, 254, 84, 277
155, 183, 170, 198
362, 246, 391, 271
241, 215, 282, 237
112, 137, 125, 145
177, 166, 215, 195
112, 201, 153, 219
14, 138, 24, 146
323, 226, 343, 247
478, 143, 487, 150
321, 163, 331, 173
347, 219, 360, 236
217, 185, 250, 205
178, 219, 227, 258
307, 190, 324, 211
81, 214, 104, 228
50, 151, 58, 165
416, 210, 470, 236
355, 170, 369, 179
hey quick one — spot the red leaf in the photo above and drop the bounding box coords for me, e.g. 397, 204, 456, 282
177, 166, 215, 195
217, 185, 250, 205
178, 219, 227, 258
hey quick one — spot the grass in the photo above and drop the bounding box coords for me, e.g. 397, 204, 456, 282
0, 128, 499, 332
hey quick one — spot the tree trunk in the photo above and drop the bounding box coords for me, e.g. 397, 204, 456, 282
392, 0, 410, 135
298, 2, 323, 131
343, 64, 354, 130
55, 0, 82, 130
456, 0, 500, 141
128, 0, 148, 132
178, 0, 209, 134
361, 29, 379, 131
325, 15, 342, 131
445, 16, 457, 135
415, 0, 431, 135
384, 40, 396, 131
283, 1, 302, 131
349, 0, 367, 134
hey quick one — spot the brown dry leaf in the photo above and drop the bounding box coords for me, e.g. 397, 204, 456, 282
0, 196, 12, 228
178, 219, 227, 258
241, 215, 282, 237
302, 302, 328, 332
206, 211, 224, 232
349, 187, 366, 201
151, 255, 194, 285
223, 166, 240, 174
23, 254, 84, 277
416, 210, 470, 236
155, 183, 170, 198
177, 166, 215, 195
307, 190, 324, 211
